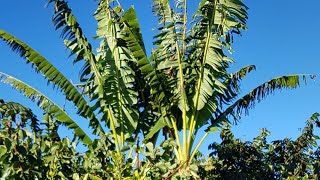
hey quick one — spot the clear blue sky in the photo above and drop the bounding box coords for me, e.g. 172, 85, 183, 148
0, 0, 319, 155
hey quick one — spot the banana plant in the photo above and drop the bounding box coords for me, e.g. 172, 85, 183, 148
0, 0, 313, 173
145, 0, 312, 166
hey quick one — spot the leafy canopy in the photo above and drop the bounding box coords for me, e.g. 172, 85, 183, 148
0, 0, 315, 178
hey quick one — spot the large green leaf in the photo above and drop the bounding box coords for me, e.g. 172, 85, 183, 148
0, 29, 104, 137
144, 115, 173, 141
50, 0, 97, 82
186, 0, 249, 155
151, 0, 189, 133
0, 72, 93, 145
206, 75, 313, 132
188, 0, 248, 113
95, 2, 141, 143
47, 0, 116, 141
198, 65, 256, 129
120, 7, 166, 138
121, 7, 151, 73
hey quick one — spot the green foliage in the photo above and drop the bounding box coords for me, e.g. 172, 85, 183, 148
1, 98, 319, 179
200, 113, 320, 179
0, 30, 104, 138
0, 99, 42, 179
0, 0, 317, 179
0, 73, 93, 145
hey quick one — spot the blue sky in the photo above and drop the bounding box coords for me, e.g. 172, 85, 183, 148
0, 0, 319, 155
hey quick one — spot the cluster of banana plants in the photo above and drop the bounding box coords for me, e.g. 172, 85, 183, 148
0, 0, 313, 178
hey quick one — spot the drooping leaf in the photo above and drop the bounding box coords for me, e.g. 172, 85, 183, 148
0, 72, 93, 145
207, 75, 313, 131
0, 30, 104, 137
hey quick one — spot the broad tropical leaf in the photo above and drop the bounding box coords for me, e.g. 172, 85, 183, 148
0, 72, 93, 145
206, 75, 313, 132
197, 65, 256, 129
0, 30, 104, 137
95, 2, 141, 144
187, 0, 248, 113
151, 0, 188, 115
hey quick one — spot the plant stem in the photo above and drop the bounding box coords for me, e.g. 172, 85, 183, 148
187, 28, 211, 156
181, 0, 189, 162
186, 0, 217, 158
176, 41, 188, 161
170, 116, 183, 161
188, 132, 208, 164
108, 107, 121, 155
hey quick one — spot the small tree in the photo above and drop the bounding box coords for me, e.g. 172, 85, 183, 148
200, 113, 320, 179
